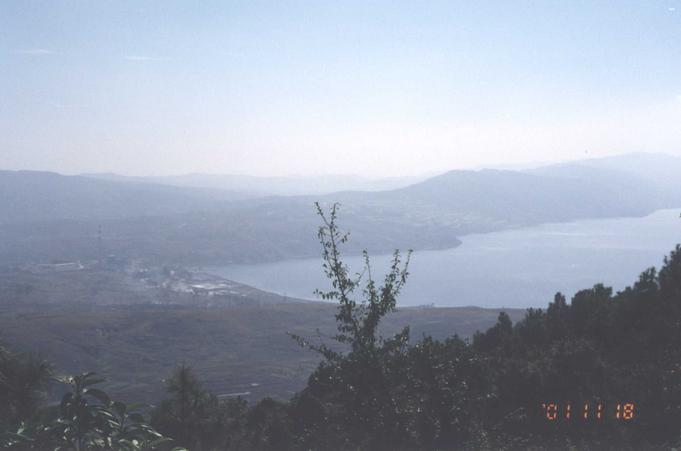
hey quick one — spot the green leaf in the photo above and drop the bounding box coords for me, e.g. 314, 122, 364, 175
126, 402, 147, 412
82, 376, 106, 387
148, 437, 175, 448
84, 387, 111, 405
128, 413, 146, 424
111, 400, 127, 417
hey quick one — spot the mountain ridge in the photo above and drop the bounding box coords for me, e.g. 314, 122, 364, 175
1, 152, 680, 266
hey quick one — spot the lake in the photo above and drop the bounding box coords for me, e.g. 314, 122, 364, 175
208, 209, 681, 308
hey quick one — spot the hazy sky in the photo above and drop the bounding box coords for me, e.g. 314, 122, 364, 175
2, 1, 680, 177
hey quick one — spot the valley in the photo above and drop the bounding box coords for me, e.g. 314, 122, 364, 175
0, 266, 523, 404
0, 153, 680, 411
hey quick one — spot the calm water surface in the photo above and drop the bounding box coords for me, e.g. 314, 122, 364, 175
208, 209, 681, 308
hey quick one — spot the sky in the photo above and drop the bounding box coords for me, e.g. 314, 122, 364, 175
1, 1, 680, 177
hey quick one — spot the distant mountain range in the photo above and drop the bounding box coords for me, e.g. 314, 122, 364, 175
536, 152, 681, 186
529, 152, 681, 205
0, 170, 246, 225
80, 172, 431, 196
1, 152, 680, 266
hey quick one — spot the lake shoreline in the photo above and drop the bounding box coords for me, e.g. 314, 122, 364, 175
207, 209, 681, 309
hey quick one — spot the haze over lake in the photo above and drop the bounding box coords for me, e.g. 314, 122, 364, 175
209, 209, 681, 308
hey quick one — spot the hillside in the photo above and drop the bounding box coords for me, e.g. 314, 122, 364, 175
2, 153, 680, 266
0, 267, 522, 403
529, 152, 681, 206
330, 167, 664, 234
547, 152, 681, 187
0, 170, 245, 225
0, 303, 523, 404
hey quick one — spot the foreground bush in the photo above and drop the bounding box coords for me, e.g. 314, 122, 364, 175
1, 372, 181, 451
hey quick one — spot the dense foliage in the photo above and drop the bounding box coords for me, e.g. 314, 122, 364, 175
2, 204, 680, 449
0, 371, 180, 450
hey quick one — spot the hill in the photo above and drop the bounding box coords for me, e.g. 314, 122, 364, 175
330, 167, 664, 234
0, 170, 246, 225
0, 266, 523, 403
552, 152, 681, 187
2, 153, 680, 266
81, 172, 429, 196
529, 152, 681, 206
